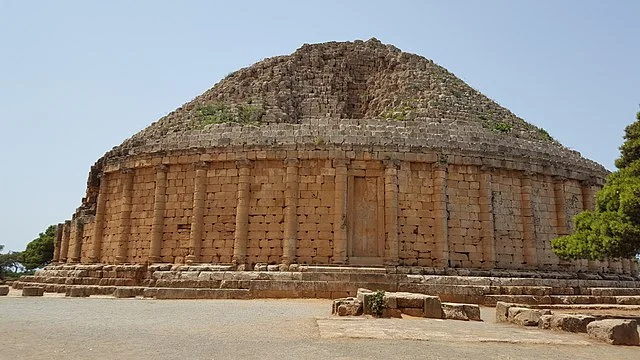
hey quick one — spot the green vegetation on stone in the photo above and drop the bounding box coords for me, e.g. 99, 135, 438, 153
493, 121, 512, 133
380, 103, 416, 121
369, 290, 386, 317
552, 111, 640, 259
191, 102, 263, 129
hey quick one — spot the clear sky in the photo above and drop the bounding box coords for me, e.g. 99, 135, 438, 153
0, 1, 638, 252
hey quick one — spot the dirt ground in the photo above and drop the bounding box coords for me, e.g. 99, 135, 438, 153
1, 289, 638, 360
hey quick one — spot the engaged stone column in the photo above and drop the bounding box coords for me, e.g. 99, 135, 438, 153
59, 220, 71, 263
433, 161, 449, 268
383, 159, 400, 265
52, 222, 63, 263
233, 160, 252, 267
581, 179, 599, 272
282, 158, 300, 266
187, 162, 208, 265
333, 159, 349, 264
553, 177, 569, 237
149, 165, 168, 263
69, 220, 84, 264
90, 173, 108, 263
520, 173, 537, 267
479, 168, 495, 269
115, 168, 134, 264
581, 178, 597, 211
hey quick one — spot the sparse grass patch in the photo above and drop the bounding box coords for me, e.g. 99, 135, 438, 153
191, 102, 263, 129
493, 121, 512, 133
380, 103, 416, 121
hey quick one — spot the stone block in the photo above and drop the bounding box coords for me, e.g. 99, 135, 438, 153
495, 302, 513, 323
549, 314, 596, 333
0, 285, 9, 296
423, 295, 443, 319
400, 307, 424, 317
332, 297, 363, 316
22, 286, 44, 297
538, 314, 553, 329
511, 308, 552, 326
391, 292, 427, 308
587, 319, 639, 345
441, 303, 481, 321
113, 287, 144, 298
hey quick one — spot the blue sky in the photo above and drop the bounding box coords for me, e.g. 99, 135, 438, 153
0, 1, 638, 252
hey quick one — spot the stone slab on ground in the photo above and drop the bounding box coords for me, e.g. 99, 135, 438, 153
587, 319, 640, 346
21, 286, 44, 297
495, 301, 515, 322
332, 297, 363, 316
509, 307, 552, 326
0, 285, 9, 296
441, 303, 482, 321
549, 314, 597, 333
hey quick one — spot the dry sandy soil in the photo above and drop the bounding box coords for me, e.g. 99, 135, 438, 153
1, 289, 638, 360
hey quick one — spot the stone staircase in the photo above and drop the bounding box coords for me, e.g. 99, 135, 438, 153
12, 264, 640, 305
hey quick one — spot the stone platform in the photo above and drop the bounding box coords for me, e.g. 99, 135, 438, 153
13, 264, 640, 305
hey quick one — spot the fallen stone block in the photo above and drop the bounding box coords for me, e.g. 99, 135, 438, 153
332, 297, 363, 316
587, 319, 639, 345
549, 314, 596, 333
538, 314, 553, 329
0, 285, 9, 296
511, 308, 552, 326
441, 303, 481, 321
495, 302, 514, 323
22, 286, 44, 297
423, 295, 443, 319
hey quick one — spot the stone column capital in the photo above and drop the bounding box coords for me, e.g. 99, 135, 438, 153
284, 158, 300, 167
120, 167, 134, 175
332, 158, 350, 168
580, 177, 598, 187
195, 161, 209, 170
236, 159, 254, 169
383, 159, 401, 170
521, 170, 535, 179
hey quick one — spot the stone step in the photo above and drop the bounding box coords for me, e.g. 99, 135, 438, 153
298, 265, 387, 274
589, 287, 640, 296
484, 294, 640, 306
146, 287, 250, 300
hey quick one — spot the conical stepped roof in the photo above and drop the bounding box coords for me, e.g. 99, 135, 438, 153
105, 38, 605, 176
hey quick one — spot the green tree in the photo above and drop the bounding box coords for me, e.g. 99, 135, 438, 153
21, 225, 56, 270
0, 245, 23, 280
552, 111, 640, 259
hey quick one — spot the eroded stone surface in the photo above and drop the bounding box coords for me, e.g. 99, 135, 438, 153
442, 303, 481, 321
22, 286, 44, 297
549, 314, 596, 333
587, 319, 639, 346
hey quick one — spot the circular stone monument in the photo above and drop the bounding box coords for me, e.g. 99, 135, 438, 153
53, 38, 631, 274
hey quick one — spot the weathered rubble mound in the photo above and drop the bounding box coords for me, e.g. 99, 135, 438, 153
103, 38, 604, 176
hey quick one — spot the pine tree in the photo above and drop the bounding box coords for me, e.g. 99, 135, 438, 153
552, 112, 640, 259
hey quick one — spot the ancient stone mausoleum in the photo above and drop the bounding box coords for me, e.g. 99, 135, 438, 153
51, 39, 636, 274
